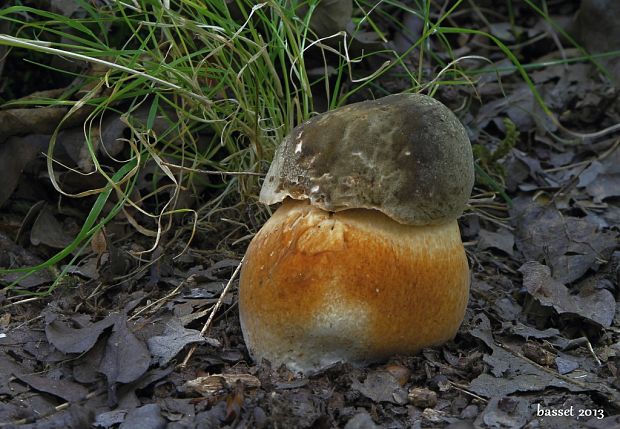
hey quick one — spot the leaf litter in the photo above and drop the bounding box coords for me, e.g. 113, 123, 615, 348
2, 1, 620, 428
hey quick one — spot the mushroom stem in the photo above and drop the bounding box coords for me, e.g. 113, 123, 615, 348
239, 199, 470, 374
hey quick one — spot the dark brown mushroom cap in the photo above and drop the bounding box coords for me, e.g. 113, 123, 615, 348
259, 93, 474, 225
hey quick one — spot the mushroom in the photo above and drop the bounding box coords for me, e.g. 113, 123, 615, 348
239, 93, 474, 374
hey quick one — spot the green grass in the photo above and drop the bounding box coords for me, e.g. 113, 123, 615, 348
0, 0, 615, 296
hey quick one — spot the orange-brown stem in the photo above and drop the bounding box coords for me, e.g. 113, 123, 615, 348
239, 199, 470, 374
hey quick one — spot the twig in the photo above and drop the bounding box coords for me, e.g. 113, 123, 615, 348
581, 331, 602, 367
0, 389, 102, 428
2, 296, 42, 308
128, 277, 187, 321
497, 341, 620, 408
449, 380, 488, 403
179, 257, 244, 368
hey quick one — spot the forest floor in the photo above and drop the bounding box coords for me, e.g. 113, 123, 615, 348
1, 1, 620, 428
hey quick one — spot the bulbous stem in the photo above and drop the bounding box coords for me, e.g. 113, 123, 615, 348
239, 199, 470, 374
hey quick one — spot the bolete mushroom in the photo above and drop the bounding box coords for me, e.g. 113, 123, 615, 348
239, 93, 474, 374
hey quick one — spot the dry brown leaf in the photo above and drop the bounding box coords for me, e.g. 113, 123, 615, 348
184, 373, 261, 397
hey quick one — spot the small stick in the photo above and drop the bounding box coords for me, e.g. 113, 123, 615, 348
0, 389, 102, 428
581, 331, 602, 367
179, 257, 244, 368
129, 277, 186, 321
449, 380, 488, 403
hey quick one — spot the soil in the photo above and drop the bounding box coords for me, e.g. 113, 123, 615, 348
1, 1, 620, 428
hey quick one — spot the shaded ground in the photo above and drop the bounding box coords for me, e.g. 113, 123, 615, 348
2, 1, 620, 428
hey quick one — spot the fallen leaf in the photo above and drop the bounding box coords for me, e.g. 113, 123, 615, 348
184, 373, 261, 397
30, 205, 75, 248
267, 390, 326, 428
14, 372, 88, 402
118, 404, 166, 429
351, 370, 408, 404
488, 22, 523, 42
475, 396, 530, 429
95, 410, 127, 429
0, 89, 93, 142
147, 318, 206, 366
297, 0, 352, 39
0, 107, 68, 141
392, 13, 423, 54
501, 321, 569, 350
408, 387, 437, 408
158, 398, 195, 423
572, 0, 620, 83
576, 146, 620, 201
577, 161, 606, 188
521, 341, 555, 366
476, 86, 553, 132
184, 375, 228, 397
586, 175, 620, 202
383, 363, 411, 387
91, 229, 107, 256
57, 113, 129, 172
45, 311, 117, 354
63, 257, 100, 280
0, 353, 28, 396
0, 232, 54, 288
469, 314, 593, 397
99, 315, 150, 384
192, 402, 228, 428
225, 381, 244, 423
0, 134, 47, 207
511, 197, 618, 284
519, 261, 615, 327
344, 411, 379, 429
51, 0, 84, 16
477, 228, 515, 255
72, 339, 107, 384
556, 356, 579, 375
